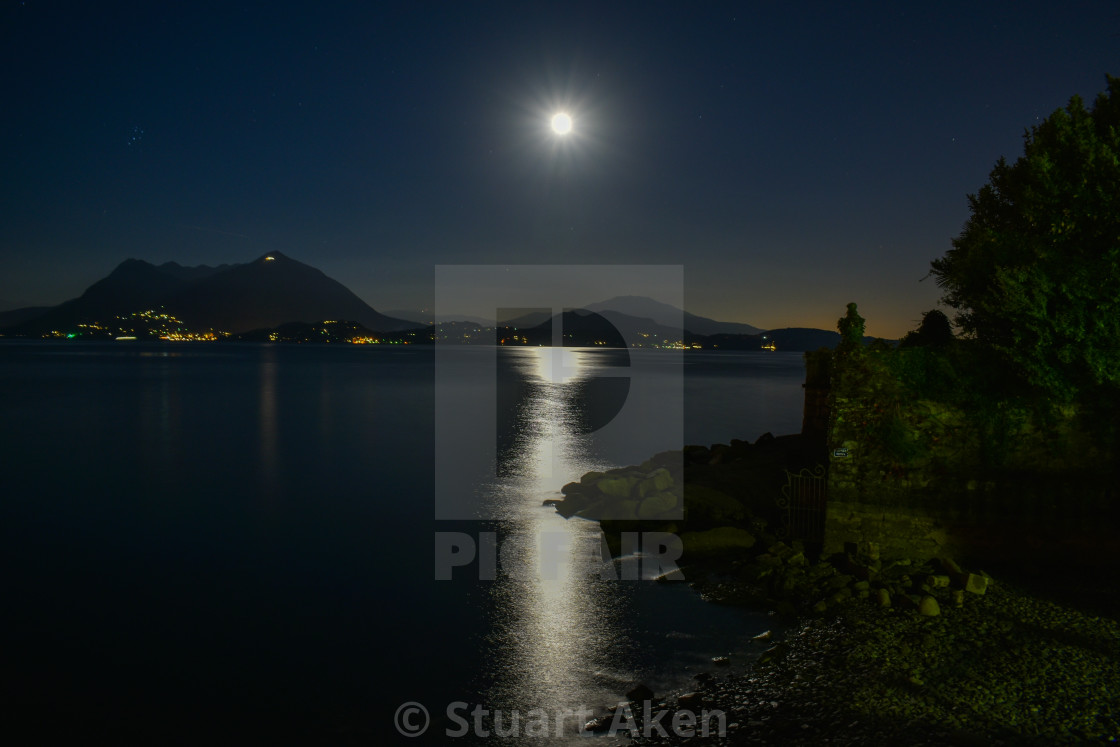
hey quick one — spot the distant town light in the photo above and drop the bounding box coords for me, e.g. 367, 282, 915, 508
264, 255, 276, 261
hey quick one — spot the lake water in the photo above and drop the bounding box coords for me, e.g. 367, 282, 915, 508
0, 342, 807, 744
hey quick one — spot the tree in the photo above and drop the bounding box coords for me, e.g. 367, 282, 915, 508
899, 309, 954, 348
836, 302, 865, 352
930, 75, 1120, 405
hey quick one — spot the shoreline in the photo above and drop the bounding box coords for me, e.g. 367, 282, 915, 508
620, 567, 1120, 745
557, 435, 1120, 745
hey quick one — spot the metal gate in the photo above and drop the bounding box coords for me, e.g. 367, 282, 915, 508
777, 465, 828, 542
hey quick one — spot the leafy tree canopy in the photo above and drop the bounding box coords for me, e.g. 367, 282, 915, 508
837, 302, 865, 351
930, 75, 1120, 403
900, 309, 955, 349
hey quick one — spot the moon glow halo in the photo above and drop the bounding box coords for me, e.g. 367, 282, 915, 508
550, 112, 573, 135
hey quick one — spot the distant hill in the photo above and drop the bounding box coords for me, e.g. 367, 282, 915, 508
761, 327, 882, 351
584, 295, 762, 336
0, 306, 52, 328
3, 252, 416, 336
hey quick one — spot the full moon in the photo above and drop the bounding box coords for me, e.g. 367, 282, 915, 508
551, 112, 573, 135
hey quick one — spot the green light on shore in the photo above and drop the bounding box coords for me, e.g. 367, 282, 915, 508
66, 333, 76, 339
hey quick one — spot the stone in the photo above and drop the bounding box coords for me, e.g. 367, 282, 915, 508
918, 595, 940, 616
877, 588, 891, 607
964, 573, 988, 595
597, 476, 637, 498
711, 656, 730, 666
645, 467, 674, 490
952, 589, 965, 607
637, 492, 678, 519
560, 481, 583, 495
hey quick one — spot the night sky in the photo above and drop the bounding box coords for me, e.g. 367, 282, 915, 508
2, 1, 1117, 338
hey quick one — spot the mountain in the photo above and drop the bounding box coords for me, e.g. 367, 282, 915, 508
384, 309, 500, 327
168, 253, 413, 333
153, 261, 236, 282
584, 295, 762, 336
0, 306, 52, 328
3, 252, 416, 335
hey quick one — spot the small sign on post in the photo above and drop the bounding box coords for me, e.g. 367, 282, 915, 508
832, 447, 849, 458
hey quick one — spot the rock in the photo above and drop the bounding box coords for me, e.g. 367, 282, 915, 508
752, 629, 773, 642
964, 573, 988, 595
711, 655, 730, 666
877, 588, 891, 607
626, 683, 654, 702
597, 476, 637, 498
952, 589, 965, 607
918, 595, 941, 616
638, 468, 674, 495
560, 481, 583, 495
927, 574, 951, 588
583, 711, 617, 733
580, 470, 606, 485
758, 643, 787, 664
637, 491, 678, 518
787, 551, 808, 566
542, 498, 563, 507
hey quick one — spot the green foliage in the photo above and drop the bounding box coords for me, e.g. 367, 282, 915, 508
828, 304, 1057, 471
899, 309, 954, 349
837, 302, 865, 351
930, 75, 1120, 408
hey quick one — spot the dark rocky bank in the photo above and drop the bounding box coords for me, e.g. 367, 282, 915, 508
550, 434, 1120, 745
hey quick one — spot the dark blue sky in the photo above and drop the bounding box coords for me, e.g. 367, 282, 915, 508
2, 1, 1117, 337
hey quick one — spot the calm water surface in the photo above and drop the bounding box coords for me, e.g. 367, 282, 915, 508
0, 342, 806, 744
